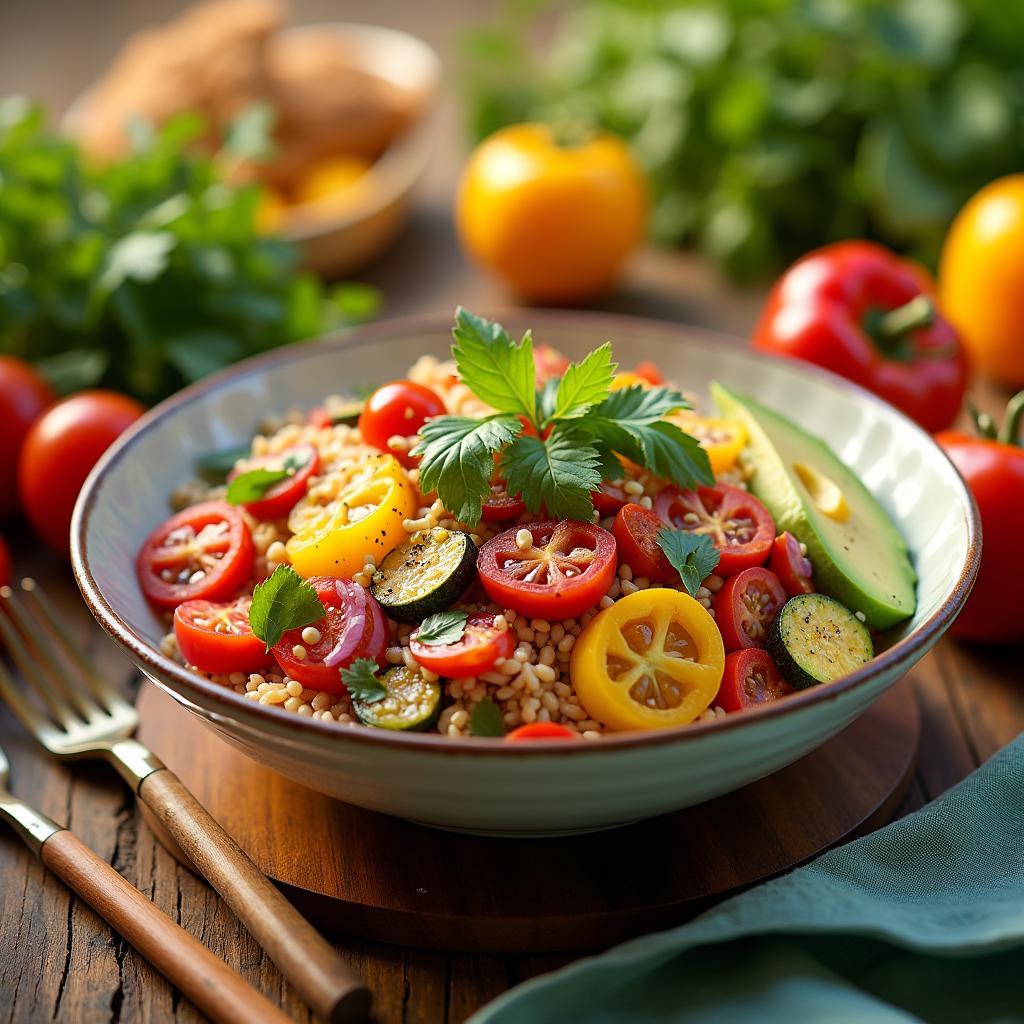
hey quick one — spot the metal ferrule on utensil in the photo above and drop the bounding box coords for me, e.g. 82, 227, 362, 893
0, 794, 62, 854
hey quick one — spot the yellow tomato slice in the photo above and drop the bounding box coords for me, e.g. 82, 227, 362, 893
571, 589, 724, 730
669, 414, 747, 475
286, 454, 416, 578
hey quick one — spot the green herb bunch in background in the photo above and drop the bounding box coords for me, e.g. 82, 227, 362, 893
0, 98, 379, 403
462, 0, 1024, 281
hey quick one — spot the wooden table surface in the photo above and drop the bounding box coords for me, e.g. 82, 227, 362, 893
1, 3, 1022, 1022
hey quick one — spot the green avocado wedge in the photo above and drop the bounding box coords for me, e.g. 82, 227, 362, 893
711, 382, 916, 630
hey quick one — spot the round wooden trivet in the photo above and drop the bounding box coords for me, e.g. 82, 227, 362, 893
136, 682, 918, 953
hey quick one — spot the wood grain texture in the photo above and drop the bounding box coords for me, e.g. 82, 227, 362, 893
138, 770, 371, 1023
39, 830, 292, 1024
135, 681, 919, 954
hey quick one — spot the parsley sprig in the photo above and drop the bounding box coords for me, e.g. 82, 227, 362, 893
657, 528, 721, 598
412, 309, 713, 526
248, 566, 325, 651
341, 659, 387, 703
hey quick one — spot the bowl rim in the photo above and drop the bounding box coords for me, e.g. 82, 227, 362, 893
71, 308, 982, 757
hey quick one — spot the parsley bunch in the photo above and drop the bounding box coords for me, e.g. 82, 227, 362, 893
413, 309, 713, 526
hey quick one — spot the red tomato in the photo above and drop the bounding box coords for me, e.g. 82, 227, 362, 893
357, 381, 445, 466
481, 478, 526, 522
655, 483, 774, 576
632, 361, 664, 386
273, 578, 387, 695
409, 613, 515, 677
533, 344, 570, 381
712, 567, 787, 652
477, 519, 617, 619
307, 406, 333, 429
0, 356, 54, 522
18, 390, 143, 554
137, 501, 254, 609
770, 531, 815, 596
612, 503, 676, 583
591, 479, 629, 517
505, 722, 577, 742
228, 444, 319, 520
937, 429, 1024, 643
717, 649, 793, 712
173, 597, 269, 675
0, 535, 10, 588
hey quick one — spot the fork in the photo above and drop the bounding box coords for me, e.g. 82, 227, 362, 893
0, 739, 292, 1023
0, 579, 371, 1024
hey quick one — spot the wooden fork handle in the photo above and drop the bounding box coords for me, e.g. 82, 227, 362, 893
139, 767, 371, 1024
40, 830, 291, 1024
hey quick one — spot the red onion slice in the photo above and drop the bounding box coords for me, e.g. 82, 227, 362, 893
324, 580, 367, 667
363, 590, 387, 665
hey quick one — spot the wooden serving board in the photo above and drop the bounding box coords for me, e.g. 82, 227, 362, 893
137, 682, 918, 954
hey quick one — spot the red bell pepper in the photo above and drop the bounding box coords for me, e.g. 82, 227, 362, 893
753, 241, 968, 432
937, 392, 1024, 644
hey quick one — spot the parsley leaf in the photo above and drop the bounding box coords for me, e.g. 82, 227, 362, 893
657, 528, 720, 598
470, 697, 505, 737
225, 453, 307, 504
501, 426, 603, 521
248, 566, 325, 651
413, 414, 522, 525
414, 610, 469, 647
341, 658, 387, 703
551, 343, 616, 421
452, 307, 537, 423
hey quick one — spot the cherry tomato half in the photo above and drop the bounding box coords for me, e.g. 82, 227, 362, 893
136, 501, 255, 609
273, 578, 387, 695
655, 482, 775, 576
712, 567, 787, 652
505, 722, 577, 742
717, 649, 793, 713
228, 444, 319, 521
0, 356, 54, 522
357, 381, 445, 466
173, 597, 269, 675
19, 390, 144, 553
481, 477, 526, 522
477, 519, 617, 620
409, 613, 515, 677
612, 503, 676, 583
770, 531, 814, 596
0, 535, 10, 589
632, 361, 664, 386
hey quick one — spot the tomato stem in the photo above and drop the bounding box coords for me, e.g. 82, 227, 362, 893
997, 390, 1024, 447
966, 399, 999, 440
876, 295, 934, 343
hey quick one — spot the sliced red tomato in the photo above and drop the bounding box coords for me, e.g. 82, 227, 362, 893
481, 477, 526, 522
272, 578, 387, 695
228, 444, 319, 521
632, 361, 664, 386
357, 381, 445, 466
592, 479, 629, 516
505, 722, 577, 742
717, 649, 793, 712
770, 531, 815, 596
137, 501, 254, 609
409, 613, 515, 677
655, 483, 774, 576
612, 503, 676, 583
173, 597, 269, 675
712, 567, 786, 652
477, 519, 617, 619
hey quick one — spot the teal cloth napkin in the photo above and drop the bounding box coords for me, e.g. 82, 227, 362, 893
472, 737, 1024, 1024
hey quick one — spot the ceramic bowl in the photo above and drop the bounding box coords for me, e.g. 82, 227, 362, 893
72, 312, 980, 836
63, 23, 441, 277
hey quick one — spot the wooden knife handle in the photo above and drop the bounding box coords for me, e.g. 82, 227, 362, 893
139, 767, 371, 1023
40, 830, 291, 1024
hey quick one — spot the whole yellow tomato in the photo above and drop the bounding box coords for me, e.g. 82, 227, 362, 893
456, 123, 647, 302
939, 174, 1024, 385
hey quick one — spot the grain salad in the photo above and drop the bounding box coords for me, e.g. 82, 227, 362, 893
136, 309, 916, 743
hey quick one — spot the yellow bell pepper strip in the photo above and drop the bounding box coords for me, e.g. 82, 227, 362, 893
668, 413, 747, 476
286, 455, 416, 578
571, 589, 724, 730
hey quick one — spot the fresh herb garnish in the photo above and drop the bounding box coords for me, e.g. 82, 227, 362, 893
196, 445, 251, 482
248, 565, 325, 651
470, 697, 505, 737
226, 453, 306, 505
341, 658, 387, 703
414, 610, 469, 647
412, 308, 713, 525
657, 528, 721, 599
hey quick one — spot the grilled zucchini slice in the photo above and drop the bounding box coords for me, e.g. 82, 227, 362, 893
352, 665, 442, 731
371, 527, 476, 623
768, 592, 873, 690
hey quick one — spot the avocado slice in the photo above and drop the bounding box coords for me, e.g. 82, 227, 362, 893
710, 382, 916, 630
